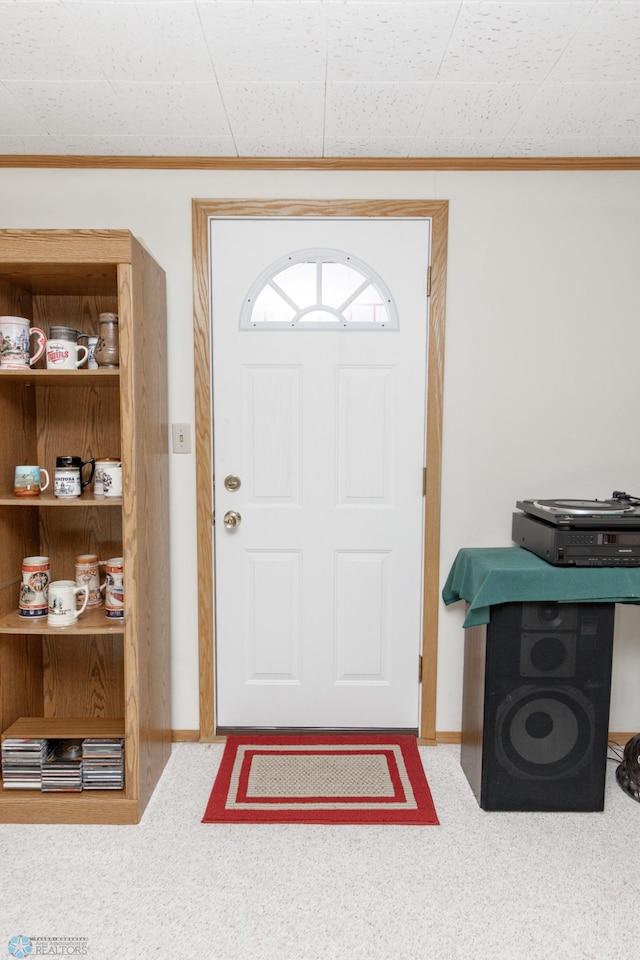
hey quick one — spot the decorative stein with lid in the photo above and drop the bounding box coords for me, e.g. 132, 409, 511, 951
95, 312, 119, 368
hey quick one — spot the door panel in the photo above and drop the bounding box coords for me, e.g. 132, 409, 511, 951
210, 217, 431, 728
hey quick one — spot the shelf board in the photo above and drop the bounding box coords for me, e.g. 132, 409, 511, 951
0, 492, 122, 506
0, 605, 125, 635
0, 368, 119, 385
0, 718, 132, 822
2, 716, 125, 740
0, 791, 136, 824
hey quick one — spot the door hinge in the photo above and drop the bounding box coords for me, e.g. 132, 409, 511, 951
423, 467, 427, 497
212, 510, 215, 526
418, 655, 423, 683
427, 265, 432, 297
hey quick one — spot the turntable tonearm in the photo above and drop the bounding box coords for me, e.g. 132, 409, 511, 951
512, 492, 640, 566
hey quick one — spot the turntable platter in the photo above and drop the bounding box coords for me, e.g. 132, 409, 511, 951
532, 499, 634, 516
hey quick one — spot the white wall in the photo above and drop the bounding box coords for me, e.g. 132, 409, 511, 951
1, 166, 639, 733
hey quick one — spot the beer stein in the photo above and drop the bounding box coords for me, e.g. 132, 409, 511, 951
19, 556, 50, 618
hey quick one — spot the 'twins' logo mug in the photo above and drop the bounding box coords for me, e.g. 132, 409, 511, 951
46, 339, 88, 370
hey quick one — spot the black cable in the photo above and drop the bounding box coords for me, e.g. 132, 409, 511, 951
608, 740, 625, 762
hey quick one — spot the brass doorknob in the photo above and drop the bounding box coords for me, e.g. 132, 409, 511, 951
223, 510, 242, 529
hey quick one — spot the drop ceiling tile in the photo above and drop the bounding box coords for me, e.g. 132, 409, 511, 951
325, 82, 432, 138
500, 136, 640, 157
53, 135, 155, 155
324, 136, 414, 157
326, 2, 460, 82
3, 81, 135, 134
198, 2, 327, 81
439, 2, 593, 82
220, 81, 325, 138
408, 136, 506, 157
0, 81, 50, 134
0, 135, 64, 154
234, 136, 324, 156
143, 135, 237, 155
550, 3, 640, 82
65, 0, 216, 81
509, 82, 640, 139
110, 82, 232, 136
416, 82, 539, 139
0, 2, 101, 81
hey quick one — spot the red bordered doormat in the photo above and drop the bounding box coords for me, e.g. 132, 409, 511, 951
202, 734, 439, 825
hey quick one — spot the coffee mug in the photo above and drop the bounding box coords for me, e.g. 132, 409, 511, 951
102, 462, 123, 499
0, 316, 46, 369
19, 556, 50, 618
54, 456, 95, 498
48, 580, 89, 627
104, 557, 124, 619
94, 458, 122, 497
75, 554, 103, 608
14, 465, 50, 497
46, 339, 88, 370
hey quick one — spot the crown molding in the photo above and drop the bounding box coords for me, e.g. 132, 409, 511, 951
0, 155, 640, 171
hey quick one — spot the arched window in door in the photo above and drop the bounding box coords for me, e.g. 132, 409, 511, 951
240, 248, 399, 330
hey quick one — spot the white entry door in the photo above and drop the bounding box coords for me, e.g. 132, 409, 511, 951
211, 217, 431, 728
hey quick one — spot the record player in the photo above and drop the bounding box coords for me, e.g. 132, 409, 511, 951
512, 491, 640, 566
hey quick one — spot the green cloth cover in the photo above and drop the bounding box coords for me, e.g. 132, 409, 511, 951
442, 546, 640, 627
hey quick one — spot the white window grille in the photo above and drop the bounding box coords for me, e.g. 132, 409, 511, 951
240, 248, 399, 331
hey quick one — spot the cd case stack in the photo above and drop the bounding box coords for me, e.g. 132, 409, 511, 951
1, 738, 48, 789
1, 737, 125, 792
42, 740, 84, 792
82, 738, 125, 790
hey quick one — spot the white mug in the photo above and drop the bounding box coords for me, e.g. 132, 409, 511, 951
54, 467, 82, 498
47, 580, 89, 627
94, 458, 121, 497
0, 316, 46, 369
102, 462, 123, 498
46, 338, 88, 370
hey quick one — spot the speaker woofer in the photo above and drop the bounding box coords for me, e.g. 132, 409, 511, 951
495, 685, 595, 781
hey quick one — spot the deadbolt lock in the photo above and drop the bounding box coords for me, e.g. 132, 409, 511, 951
224, 474, 242, 492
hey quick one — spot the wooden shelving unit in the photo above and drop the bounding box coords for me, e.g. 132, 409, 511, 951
0, 229, 171, 824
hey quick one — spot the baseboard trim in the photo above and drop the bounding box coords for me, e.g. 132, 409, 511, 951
171, 730, 201, 742
171, 729, 638, 745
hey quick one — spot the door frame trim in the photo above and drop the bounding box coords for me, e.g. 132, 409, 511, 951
192, 198, 449, 742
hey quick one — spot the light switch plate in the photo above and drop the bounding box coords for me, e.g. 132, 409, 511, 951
172, 422, 192, 454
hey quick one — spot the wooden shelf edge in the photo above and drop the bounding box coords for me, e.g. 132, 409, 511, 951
0, 792, 139, 825
0, 369, 119, 382
2, 717, 125, 740
0, 494, 122, 506
0, 607, 125, 634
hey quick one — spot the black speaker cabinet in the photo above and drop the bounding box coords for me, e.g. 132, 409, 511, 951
460, 601, 614, 811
